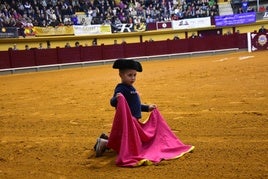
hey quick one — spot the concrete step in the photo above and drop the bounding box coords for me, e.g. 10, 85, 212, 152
218, 2, 233, 15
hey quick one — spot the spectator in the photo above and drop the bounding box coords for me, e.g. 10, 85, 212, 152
25, 44, 30, 50
24, 1, 32, 17
71, 15, 79, 25
65, 42, 71, 48
38, 43, 43, 49
92, 38, 98, 46
236, 7, 244, 14
198, 33, 203, 38
225, 30, 232, 35
46, 41, 51, 49
79, 17, 88, 25
173, 35, 180, 40
121, 39, 127, 44
72, 0, 81, 12
241, 0, 248, 13
75, 41, 80, 47
63, 15, 73, 26
12, 44, 18, 50
189, 32, 197, 38
148, 38, 154, 42
258, 25, 267, 33
247, 6, 254, 12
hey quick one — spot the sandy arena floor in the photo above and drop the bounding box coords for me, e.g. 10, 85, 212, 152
0, 51, 267, 178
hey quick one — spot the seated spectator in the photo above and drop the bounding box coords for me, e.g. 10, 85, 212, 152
258, 6, 265, 12
63, 15, 73, 26
247, 6, 254, 12
71, 15, 79, 25
79, 17, 88, 25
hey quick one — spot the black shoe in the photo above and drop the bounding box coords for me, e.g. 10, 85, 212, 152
94, 133, 109, 151
95, 138, 108, 157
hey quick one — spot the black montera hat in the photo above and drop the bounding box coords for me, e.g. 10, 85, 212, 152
112, 59, 142, 72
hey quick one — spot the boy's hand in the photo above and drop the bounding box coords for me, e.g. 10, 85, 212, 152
116, 93, 123, 98
148, 104, 157, 112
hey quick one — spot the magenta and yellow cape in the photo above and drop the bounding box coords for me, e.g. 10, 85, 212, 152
107, 94, 194, 167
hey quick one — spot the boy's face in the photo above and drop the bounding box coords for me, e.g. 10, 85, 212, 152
119, 69, 137, 86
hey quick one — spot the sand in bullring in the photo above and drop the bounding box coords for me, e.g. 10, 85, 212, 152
0, 51, 267, 178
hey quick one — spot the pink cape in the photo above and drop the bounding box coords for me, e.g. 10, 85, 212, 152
107, 95, 194, 167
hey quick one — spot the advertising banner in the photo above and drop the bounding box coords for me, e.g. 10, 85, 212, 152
156, 21, 172, 30
251, 32, 268, 51
172, 17, 211, 30
0, 27, 18, 38
112, 23, 134, 33
34, 26, 74, 36
263, 12, 268, 19
214, 12, 256, 27
73, 25, 112, 35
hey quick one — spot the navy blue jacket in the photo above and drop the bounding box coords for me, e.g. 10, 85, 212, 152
110, 83, 149, 119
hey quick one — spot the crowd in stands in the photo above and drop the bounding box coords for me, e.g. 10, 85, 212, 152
1, 0, 268, 35
1, 0, 220, 33
232, 0, 268, 14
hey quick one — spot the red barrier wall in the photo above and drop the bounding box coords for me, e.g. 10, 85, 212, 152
168, 39, 190, 53
236, 33, 248, 49
35, 49, 58, 65
0, 33, 250, 70
0, 51, 11, 69
124, 43, 146, 58
101, 44, 125, 59
10, 49, 36, 68
58, 47, 81, 63
145, 41, 169, 56
81, 46, 102, 61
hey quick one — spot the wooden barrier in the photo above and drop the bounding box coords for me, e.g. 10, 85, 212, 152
0, 51, 11, 69
35, 49, 58, 65
0, 33, 251, 71
124, 43, 146, 58
102, 44, 125, 60
10, 49, 36, 68
80, 46, 103, 61
58, 47, 81, 63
